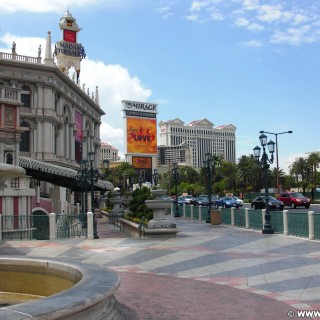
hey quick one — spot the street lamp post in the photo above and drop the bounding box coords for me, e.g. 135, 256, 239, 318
88, 151, 99, 239
260, 130, 292, 195
171, 163, 180, 218
253, 133, 275, 234
138, 172, 143, 189
152, 168, 159, 187
79, 159, 89, 212
203, 153, 215, 224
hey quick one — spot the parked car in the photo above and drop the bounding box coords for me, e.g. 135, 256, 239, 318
215, 196, 240, 208
232, 196, 243, 207
277, 192, 310, 209
183, 195, 195, 205
199, 194, 218, 205
177, 196, 187, 205
194, 196, 209, 206
251, 196, 284, 211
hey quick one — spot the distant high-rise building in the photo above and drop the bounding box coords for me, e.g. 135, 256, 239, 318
159, 118, 236, 168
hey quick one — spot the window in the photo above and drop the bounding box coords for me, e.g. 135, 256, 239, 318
6, 153, 13, 164
21, 85, 31, 108
20, 121, 30, 152
10, 177, 20, 188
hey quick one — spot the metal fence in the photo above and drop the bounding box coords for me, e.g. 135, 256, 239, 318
177, 204, 320, 241
1, 215, 35, 240
1, 213, 89, 241
56, 214, 87, 239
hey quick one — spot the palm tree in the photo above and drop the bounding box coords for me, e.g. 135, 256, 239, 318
307, 152, 320, 200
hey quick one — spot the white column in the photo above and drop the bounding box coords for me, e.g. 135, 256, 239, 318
70, 124, 75, 160
262, 209, 266, 226
308, 211, 315, 240
199, 206, 201, 221
49, 213, 56, 240
183, 204, 186, 218
36, 120, 43, 157
245, 208, 249, 229
65, 123, 69, 159
36, 185, 40, 204
87, 211, 94, 240
231, 207, 235, 226
283, 210, 288, 236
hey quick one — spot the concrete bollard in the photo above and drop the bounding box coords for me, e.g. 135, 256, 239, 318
308, 211, 315, 240
49, 213, 56, 240
283, 210, 288, 236
87, 211, 94, 240
245, 208, 249, 229
231, 207, 235, 226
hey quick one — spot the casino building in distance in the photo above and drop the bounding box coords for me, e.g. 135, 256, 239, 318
158, 118, 236, 168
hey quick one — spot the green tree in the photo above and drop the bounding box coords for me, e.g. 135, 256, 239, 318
307, 152, 320, 200
108, 162, 136, 193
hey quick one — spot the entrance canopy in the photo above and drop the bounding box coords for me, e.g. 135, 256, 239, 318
19, 156, 113, 192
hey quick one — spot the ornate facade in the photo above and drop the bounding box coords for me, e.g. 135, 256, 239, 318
0, 11, 111, 220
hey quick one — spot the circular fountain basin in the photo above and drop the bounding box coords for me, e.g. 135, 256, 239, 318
0, 257, 121, 320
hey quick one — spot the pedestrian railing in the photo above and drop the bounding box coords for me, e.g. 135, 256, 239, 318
173, 204, 320, 241
0, 212, 96, 241
0, 215, 35, 240
56, 213, 87, 239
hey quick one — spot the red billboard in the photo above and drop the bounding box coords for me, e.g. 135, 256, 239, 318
126, 118, 157, 154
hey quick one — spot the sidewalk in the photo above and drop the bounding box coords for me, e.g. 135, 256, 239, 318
1, 217, 320, 319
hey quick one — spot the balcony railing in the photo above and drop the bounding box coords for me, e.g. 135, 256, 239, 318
0, 87, 19, 104
0, 52, 41, 64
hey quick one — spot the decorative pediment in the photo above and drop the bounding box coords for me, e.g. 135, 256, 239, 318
159, 118, 184, 126
187, 118, 213, 128
216, 124, 237, 131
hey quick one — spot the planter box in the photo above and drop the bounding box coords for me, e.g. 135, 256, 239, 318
210, 210, 221, 225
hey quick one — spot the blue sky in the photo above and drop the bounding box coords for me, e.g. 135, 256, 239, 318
0, 0, 319, 173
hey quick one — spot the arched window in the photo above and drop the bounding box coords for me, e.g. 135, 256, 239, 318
6, 153, 13, 164
21, 85, 31, 108
20, 121, 30, 152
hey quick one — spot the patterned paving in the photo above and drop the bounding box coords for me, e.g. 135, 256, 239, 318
1, 217, 320, 319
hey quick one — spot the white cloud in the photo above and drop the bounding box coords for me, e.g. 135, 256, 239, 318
257, 4, 283, 23
240, 39, 263, 47
186, 14, 199, 22
190, 1, 209, 12
241, 0, 260, 11
0, 0, 102, 14
270, 25, 315, 45
156, 6, 174, 19
0, 33, 46, 56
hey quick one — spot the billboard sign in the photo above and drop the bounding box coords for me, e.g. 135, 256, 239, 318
126, 117, 157, 154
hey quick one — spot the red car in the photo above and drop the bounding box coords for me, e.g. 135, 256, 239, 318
277, 192, 310, 209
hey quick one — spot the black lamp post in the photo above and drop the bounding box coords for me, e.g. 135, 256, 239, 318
138, 172, 143, 189
203, 153, 215, 224
152, 168, 159, 187
88, 151, 99, 239
253, 133, 275, 234
78, 159, 89, 213
259, 130, 292, 195
103, 159, 110, 177
171, 163, 180, 218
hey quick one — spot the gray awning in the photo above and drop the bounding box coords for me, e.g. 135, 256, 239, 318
19, 156, 114, 191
